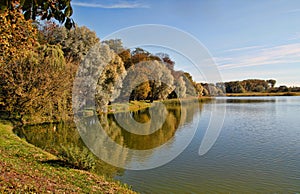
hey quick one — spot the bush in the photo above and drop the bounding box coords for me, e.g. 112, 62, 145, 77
58, 144, 96, 170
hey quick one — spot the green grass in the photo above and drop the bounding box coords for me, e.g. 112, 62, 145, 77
0, 120, 137, 193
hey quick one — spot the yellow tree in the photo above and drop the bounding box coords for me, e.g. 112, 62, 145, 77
0, 9, 37, 64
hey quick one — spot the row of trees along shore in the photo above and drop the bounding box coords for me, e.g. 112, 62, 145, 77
1, 6, 299, 124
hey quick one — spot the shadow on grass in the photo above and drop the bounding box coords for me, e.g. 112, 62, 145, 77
41, 159, 77, 169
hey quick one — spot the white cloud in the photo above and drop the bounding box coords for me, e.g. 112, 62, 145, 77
223, 45, 266, 53
217, 43, 300, 70
72, 1, 149, 9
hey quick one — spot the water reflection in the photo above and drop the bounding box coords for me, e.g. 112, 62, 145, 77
14, 122, 122, 177
77, 101, 203, 169
14, 101, 204, 175
216, 97, 276, 104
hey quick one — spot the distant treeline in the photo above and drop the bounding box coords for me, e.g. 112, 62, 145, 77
216, 79, 300, 94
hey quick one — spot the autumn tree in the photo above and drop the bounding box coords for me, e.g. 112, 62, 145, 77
131, 48, 161, 64
0, 10, 77, 123
0, 9, 37, 64
0, 44, 73, 123
119, 60, 174, 102
118, 49, 133, 69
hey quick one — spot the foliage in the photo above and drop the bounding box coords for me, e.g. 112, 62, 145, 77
267, 79, 276, 88
0, 44, 74, 123
96, 47, 127, 112
0, 9, 37, 64
103, 39, 125, 54
119, 60, 175, 102
39, 24, 100, 62
223, 79, 277, 93
118, 49, 133, 69
202, 83, 224, 96
60, 26, 100, 62
182, 72, 197, 97
58, 144, 96, 170
224, 81, 246, 93
0, 0, 74, 29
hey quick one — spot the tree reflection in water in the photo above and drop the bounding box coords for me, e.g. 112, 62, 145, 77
14, 101, 204, 176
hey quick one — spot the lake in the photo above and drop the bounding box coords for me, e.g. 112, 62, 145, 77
15, 97, 300, 193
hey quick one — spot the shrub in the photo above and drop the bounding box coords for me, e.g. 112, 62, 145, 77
58, 144, 96, 170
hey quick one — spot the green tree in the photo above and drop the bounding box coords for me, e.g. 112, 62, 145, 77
0, 0, 74, 29
225, 81, 246, 93
267, 79, 276, 88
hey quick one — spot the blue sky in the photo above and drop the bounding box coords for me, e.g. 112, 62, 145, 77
72, 0, 300, 86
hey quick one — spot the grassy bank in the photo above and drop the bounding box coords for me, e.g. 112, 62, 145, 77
0, 121, 137, 193
226, 92, 300, 97
107, 97, 213, 113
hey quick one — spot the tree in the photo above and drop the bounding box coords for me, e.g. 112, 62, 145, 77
174, 76, 186, 98
194, 83, 204, 96
182, 72, 197, 97
118, 49, 133, 69
130, 81, 152, 101
0, 9, 37, 64
40, 25, 100, 62
96, 49, 127, 112
102, 39, 125, 54
267, 79, 276, 88
119, 60, 174, 102
0, 0, 75, 29
156, 53, 175, 72
0, 44, 73, 123
240, 79, 269, 92
131, 48, 161, 64
73, 42, 127, 113
225, 81, 246, 93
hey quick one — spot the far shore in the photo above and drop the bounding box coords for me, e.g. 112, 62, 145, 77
225, 92, 300, 97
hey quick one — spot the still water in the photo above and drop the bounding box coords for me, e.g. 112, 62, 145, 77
15, 97, 300, 193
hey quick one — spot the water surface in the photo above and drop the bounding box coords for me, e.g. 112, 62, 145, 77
15, 97, 300, 193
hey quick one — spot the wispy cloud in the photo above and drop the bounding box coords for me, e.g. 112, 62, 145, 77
288, 32, 300, 40
284, 8, 300, 14
216, 43, 300, 70
72, 1, 149, 9
223, 45, 266, 53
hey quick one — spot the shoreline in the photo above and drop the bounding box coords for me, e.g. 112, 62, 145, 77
106, 97, 213, 114
0, 120, 137, 193
225, 92, 300, 97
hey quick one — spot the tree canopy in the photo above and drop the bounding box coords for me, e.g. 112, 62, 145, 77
0, 0, 75, 29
